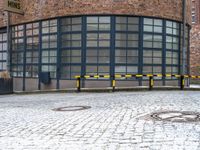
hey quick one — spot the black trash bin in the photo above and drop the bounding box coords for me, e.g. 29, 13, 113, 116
0, 78, 13, 94
39, 72, 51, 84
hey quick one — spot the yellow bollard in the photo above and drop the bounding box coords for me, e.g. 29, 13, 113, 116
112, 80, 116, 92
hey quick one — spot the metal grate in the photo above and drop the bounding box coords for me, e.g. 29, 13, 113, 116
52, 106, 91, 112
151, 111, 200, 123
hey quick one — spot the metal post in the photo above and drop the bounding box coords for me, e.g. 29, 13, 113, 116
149, 76, 154, 90
77, 77, 81, 92
180, 75, 184, 90
38, 21, 42, 90
182, 0, 186, 75
22, 24, 26, 91
56, 18, 61, 90
112, 78, 116, 92
6, 11, 10, 74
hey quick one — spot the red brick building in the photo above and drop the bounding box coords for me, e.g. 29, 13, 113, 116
0, 0, 192, 91
190, 0, 200, 75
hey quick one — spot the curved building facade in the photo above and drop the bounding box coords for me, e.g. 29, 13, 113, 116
0, 0, 191, 91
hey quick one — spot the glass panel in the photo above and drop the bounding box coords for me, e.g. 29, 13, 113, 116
87, 17, 98, 23
144, 18, 153, 25
72, 17, 82, 24
87, 24, 98, 31
154, 19, 162, 26
144, 25, 153, 32
116, 17, 126, 23
116, 24, 127, 31
115, 66, 126, 73
127, 66, 138, 73
128, 17, 139, 24
99, 17, 110, 23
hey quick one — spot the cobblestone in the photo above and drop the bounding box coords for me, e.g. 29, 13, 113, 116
0, 91, 200, 149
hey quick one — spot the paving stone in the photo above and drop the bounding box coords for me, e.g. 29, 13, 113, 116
0, 91, 200, 149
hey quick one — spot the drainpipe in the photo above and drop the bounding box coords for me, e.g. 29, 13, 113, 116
182, 0, 186, 75
6, 11, 10, 74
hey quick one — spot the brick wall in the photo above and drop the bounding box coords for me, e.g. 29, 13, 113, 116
190, 24, 200, 75
190, 0, 200, 75
0, 0, 4, 26
0, 0, 191, 28
191, 0, 200, 24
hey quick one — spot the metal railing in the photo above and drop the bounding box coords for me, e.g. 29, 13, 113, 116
75, 74, 200, 92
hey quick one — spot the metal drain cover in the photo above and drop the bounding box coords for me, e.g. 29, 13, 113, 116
151, 111, 200, 122
52, 106, 91, 112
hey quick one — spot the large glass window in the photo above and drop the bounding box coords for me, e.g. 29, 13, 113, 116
11, 25, 24, 77
9, 16, 189, 84
115, 17, 139, 76
41, 19, 57, 78
0, 32, 7, 71
60, 17, 82, 79
86, 16, 111, 76
143, 18, 163, 75
25, 22, 39, 77
166, 21, 180, 75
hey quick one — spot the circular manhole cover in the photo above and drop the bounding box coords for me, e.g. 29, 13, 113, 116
151, 111, 200, 123
52, 106, 91, 112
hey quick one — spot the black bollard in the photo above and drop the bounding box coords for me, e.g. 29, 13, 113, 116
77, 77, 81, 92
180, 75, 184, 90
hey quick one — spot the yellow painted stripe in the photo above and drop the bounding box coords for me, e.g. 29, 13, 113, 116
112, 80, 116, 87
125, 74, 132, 78
115, 75, 122, 78
166, 74, 172, 77
147, 74, 153, 77
182, 79, 185, 86
104, 75, 110, 78
191, 75, 196, 79
75, 76, 80, 78
151, 79, 154, 86
94, 75, 99, 78
198, 76, 200, 79
136, 75, 143, 77
156, 74, 163, 77
76, 80, 80, 88
84, 75, 90, 78
184, 75, 189, 78
175, 75, 181, 78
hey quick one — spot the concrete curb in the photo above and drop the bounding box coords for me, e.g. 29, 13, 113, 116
13, 86, 200, 95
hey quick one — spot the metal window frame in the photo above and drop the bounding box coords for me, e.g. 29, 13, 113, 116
3, 15, 191, 90
0, 30, 7, 71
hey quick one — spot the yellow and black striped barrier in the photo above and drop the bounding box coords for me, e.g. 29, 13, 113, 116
75, 74, 200, 92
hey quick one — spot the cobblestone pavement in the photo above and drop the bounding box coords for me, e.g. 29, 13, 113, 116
0, 91, 200, 150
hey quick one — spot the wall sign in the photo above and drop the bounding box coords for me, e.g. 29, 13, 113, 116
4, 0, 23, 14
